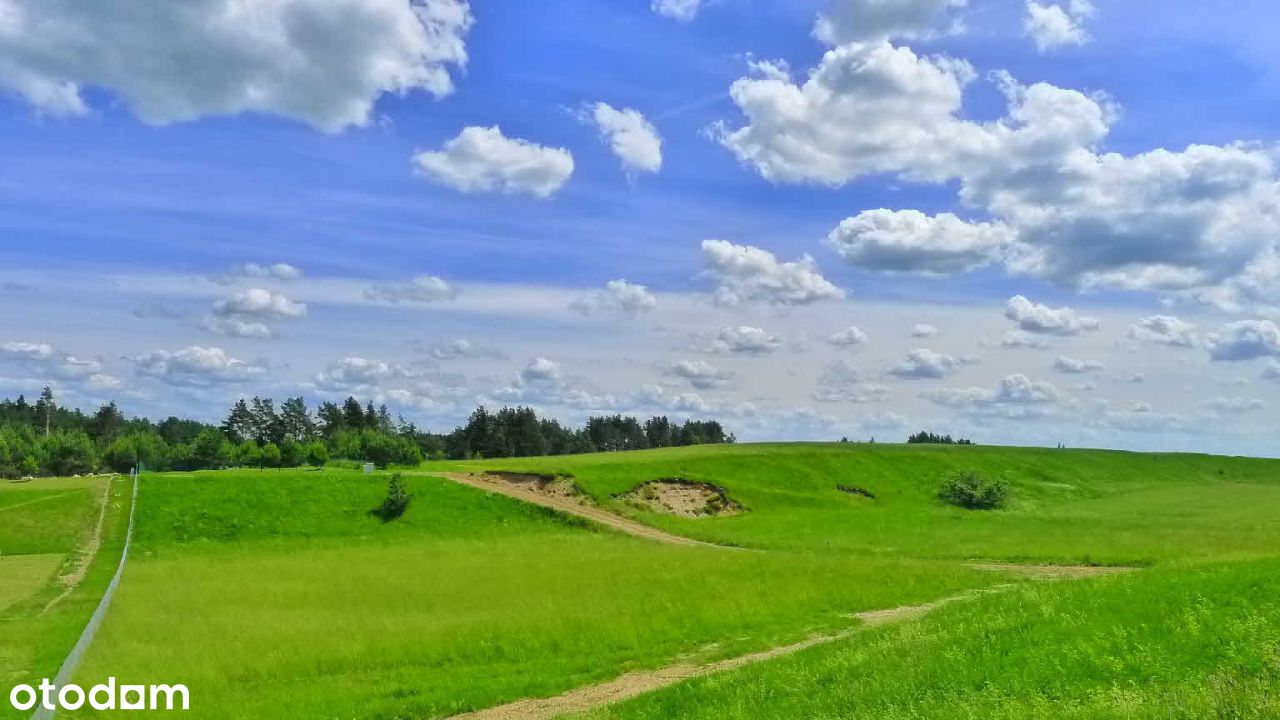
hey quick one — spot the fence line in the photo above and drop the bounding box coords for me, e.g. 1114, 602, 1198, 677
31, 469, 140, 720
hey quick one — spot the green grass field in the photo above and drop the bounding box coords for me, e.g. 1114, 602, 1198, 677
2, 443, 1279, 719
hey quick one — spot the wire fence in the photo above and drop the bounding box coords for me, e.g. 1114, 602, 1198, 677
31, 468, 139, 720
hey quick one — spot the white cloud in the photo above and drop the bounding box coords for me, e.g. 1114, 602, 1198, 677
212, 289, 306, 320
665, 360, 734, 390
708, 326, 781, 355
827, 210, 1011, 274
886, 348, 967, 379
1204, 396, 1265, 413
1207, 319, 1280, 361
204, 288, 306, 338
1005, 295, 1099, 336
423, 339, 505, 361
1000, 330, 1050, 349
716, 39, 1280, 308
413, 126, 574, 198
1053, 355, 1104, 374
910, 323, 939, 338
569, 279, 658, 316
1024, 1, 1094, 53
588, 103, 662, 176
521, 357, 562, 384
828, 326, 869, 347
813, 360, 890, 403
924, 373, 1063, 416
1125, 315, 1199, 348
0, 341, 105, 382
212, 262, 302, 285
651, 0, 702, 22
132, 346, 266, 386
814, 0, 965, 45
314, 357, 406, 391
701, 239, 844, 306
366, 275, 457, 304
0, 0, 473, 132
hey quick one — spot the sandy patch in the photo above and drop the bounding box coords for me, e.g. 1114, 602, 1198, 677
619, 480, 743, 518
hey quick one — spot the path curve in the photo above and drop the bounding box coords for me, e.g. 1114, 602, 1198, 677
445, 587, 1005, 720
429, 473, 727, 548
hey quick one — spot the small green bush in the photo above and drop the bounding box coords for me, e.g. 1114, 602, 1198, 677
371, 473, 412, 522
938, 471, 1007, 510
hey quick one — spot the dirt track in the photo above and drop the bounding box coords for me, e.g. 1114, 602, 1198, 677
432, 472, 727, 549
446, 588, 1007, 720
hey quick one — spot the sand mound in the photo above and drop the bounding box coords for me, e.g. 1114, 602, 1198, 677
619, 479, 743, 518
481, 472, 588, 504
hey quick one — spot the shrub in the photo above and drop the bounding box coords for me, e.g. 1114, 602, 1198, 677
372, 473, 412, 522
938, 471, 1008, 510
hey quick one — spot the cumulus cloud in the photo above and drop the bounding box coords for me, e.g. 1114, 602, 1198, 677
828, 326, 869, 347
827, 209, 1011, 274
521, 357, 562, 384
423, 338, 505, 360
715, 38, 1280, 307
701, 239, 844, 306
1024, 1, 1094, 52
1263, 361, 1280, 382
314, 357, 406, 391
413, 126, 574, 197
1204, 396, 1265, 413
814, 0, 965, 45
924, 373, 1063, 416
886, 349, 967, 379
910, 323, 939, 338
132, 346, 266, 386
204, 288, 306, 338
1125, 315, 1199, 348
0, 341, 114, 389
1005, 295, 1099, 336
569, 279, 658, 316
706, 326, 781, 355
212, 262, 302, 285
366, 275, 457, 304
1053, 355, 1104, 374
651, 0, 702, 22
1000, 330, 1050, 349
665, 360, 734, 390
1207, 319, 1280, 361
587, 103, 662, 176
0, 0, 473, 132
813, 360, 890, 403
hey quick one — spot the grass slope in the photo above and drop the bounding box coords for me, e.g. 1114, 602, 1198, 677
64, 468, 1001, 719
430, 443, 1280, 564
583, 559, 1280, 719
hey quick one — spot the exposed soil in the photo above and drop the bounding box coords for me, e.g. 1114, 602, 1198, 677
446, 586, 1008, 720
42, 474, 114, 613
432, 472, 726, 548
482, 472, 589, 504
618, 479, 743, 518
970, 562, 1137, 578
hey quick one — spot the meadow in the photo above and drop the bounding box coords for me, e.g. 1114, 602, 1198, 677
1, 442, 1278, 719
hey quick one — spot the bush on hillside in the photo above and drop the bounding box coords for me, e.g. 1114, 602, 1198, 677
372, 473, 412, 522
938, 471, 1007, 510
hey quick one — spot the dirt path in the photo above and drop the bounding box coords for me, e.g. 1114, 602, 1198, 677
42, 474, 115, 613
970, 562, 1137, 578
446, 587, 1008, 720
430, 472, 727, 549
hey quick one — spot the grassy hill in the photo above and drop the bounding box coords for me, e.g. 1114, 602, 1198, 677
428, 442, 1280, 564
2, 442, 1278, 719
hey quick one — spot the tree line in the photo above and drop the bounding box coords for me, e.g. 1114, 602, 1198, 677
906, 431, 974, 445
0, 388, 734, 478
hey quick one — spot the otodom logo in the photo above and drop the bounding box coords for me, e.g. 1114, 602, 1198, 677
8, 678, 189, 712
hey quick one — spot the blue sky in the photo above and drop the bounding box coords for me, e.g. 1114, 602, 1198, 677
2, 0, 1279, 455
